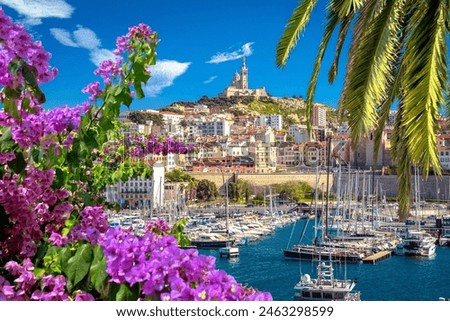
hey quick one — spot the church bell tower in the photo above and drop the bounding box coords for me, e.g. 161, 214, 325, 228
240, 56, 248, 90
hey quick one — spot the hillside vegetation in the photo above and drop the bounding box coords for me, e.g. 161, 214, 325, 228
167, 95, 340, 129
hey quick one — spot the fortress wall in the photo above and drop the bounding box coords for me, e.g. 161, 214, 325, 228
190, 172, 450, 200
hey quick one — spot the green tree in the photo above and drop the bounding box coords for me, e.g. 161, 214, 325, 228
166, 169, 198, 203
228, 178, 251, 203
276, 0, 450, 220
165, 168, 195, 183
252, 193, 267, 205
128, 111, 164, 125
196, 179, 219, 202
273, 182, 315, 203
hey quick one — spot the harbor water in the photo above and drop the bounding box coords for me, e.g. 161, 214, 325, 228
199, 219, 450, 301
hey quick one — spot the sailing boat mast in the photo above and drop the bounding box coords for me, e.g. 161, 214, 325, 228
324, 135, 332, 239
313, 165, 320, 244
335, 163, 342, 238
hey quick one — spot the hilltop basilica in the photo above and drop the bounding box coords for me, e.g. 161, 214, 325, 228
219, 57, 268, 98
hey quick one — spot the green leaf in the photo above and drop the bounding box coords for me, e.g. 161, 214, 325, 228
4, 86, 21, 99
52, 168, 67, 189
34, 268, 46, 278
3, 98, 20, 119
7, 152, 26, 174
34, 242, 49, 263
0, 127, 16, 152
22, 64, 38, 87
66, 243, 93, 287
8, 59, 21, 75
134, 82, 144, 99
84, 129, 99, 149
89, 245, 109, 296
59, 246, 74, 273
115, 284, 140, 301
82, 192, 93, 206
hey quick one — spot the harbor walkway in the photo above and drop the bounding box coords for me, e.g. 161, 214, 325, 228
362, 250, 392, 264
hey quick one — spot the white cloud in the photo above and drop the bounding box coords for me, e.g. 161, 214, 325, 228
89, 48, 116, 66
203, 75, 217, 84
207, 42, 254, 64
0, 0, 74, 25
51, 26, 113, 66
49, 28, 78, 47
144, 60, 191, 97
73, 26, 101, 50
50, 28, 190, 96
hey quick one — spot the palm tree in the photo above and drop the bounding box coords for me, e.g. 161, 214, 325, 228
276, 0, 449, 220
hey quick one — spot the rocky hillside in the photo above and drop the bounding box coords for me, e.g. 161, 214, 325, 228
164, 95, 340, 129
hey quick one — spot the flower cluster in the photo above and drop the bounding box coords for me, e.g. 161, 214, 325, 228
126, 134, 196, 158
0, 8, 83, 150
4, 104, 83, 149
114, 23, 157, 56
0, 8, 57, 88
49, 206, 109, 246
94, 57, 123, 85
1, 259, 36, 300
143, 218, 171, 235
0, 258, 94, 301
0, 166, 72, 258
69, 206, 109, 244
101, 227, 272, 301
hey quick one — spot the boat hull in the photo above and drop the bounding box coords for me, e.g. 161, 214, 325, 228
190, 240, 234, 249
283, 247, 362, 263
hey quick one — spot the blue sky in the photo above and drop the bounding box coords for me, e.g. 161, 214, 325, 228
0, 0, 346, 111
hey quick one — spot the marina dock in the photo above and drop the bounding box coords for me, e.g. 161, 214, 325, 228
362, 250, 392, 264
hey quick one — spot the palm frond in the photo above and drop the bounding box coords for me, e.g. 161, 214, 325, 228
390, 103, 411, 221
304, 14, 340, 131
331, 0, 365, 18
446, 80, 450, 117
337, 0, 377, 120
327, 15, 353, 84
276, 0, 319, 67
305, 0, 361, 130
340, 0, 404, 146
401, 0, 448, 176
373, 12, 409, 163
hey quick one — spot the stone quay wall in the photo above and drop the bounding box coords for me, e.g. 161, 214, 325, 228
190, 172, 450, 200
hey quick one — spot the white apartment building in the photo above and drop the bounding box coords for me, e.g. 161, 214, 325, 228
288, 124, 312, 144
193, 104, 209, 113
312, 104, 327, 127
248, 142, 277, 173
160, 111, 184, 125
200, 119, 230, 136
255, 114, 283, 130
104, 162, 165, 209
226, 142, 249, 157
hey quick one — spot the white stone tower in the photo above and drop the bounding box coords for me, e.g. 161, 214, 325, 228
240, 56, 248, 89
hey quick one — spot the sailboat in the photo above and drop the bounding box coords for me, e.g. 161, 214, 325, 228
218, 175, 239, 258
394, 166, 436, 257
283, 164, 367, 263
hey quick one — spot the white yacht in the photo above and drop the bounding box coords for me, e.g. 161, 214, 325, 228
293, 260, 361, 301
394, 229, 436, 257
438, 229, 450, 246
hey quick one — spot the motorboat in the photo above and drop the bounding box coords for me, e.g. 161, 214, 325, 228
219, 246, 239, 258
394, 229, 436, 257
293, 260, 361, 301
190, 232, 235, 249
283, 244, 365, 263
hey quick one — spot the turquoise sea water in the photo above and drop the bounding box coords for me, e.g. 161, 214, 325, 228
199, 220, 450, 301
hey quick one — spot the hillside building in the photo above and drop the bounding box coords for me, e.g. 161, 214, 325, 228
219, 57, 268, 98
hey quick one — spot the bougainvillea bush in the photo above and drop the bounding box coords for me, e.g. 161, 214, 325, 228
0, 8, 272, 301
